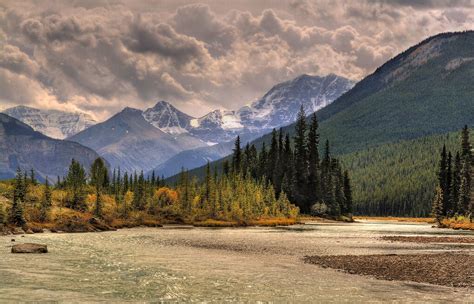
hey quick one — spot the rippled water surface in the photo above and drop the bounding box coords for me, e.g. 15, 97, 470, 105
1, 221, 473, 302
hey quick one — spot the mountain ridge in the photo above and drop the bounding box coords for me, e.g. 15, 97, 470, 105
0, 113, 100, 180
3, 105, 96, 139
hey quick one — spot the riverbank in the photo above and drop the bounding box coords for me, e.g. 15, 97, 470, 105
1, 221, 471, 302
1, 212, 300, 235
355, 216, 474, 231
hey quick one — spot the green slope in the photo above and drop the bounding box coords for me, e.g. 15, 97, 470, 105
254, 31, 474, 154
341, 131, 461, 217
168, 31, 474, 216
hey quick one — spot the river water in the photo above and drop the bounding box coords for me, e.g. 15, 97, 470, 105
0, 220, 473, 303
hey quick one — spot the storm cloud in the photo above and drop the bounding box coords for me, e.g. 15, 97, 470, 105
0, 0, 473, 119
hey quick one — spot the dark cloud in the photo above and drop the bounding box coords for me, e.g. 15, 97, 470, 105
125, 16, 210, 67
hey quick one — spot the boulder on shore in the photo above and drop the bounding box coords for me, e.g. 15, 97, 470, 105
11, 243, 48, 254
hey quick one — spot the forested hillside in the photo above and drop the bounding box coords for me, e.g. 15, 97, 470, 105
341, 131, 461, 216
174, 31, 474, 217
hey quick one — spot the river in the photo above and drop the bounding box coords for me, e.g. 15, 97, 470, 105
1, 220, 473, 302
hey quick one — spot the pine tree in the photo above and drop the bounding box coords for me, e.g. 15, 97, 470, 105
13, 167, 26, 203
293, 106, 308, 210
267, 129, 279, 185
30, 168, 37, 186
178, 168, 191, 213
90, 158, 109, 189
307, 113, 320, 204
432, 186, 444, 225
222, 160, 230, 176
445, 152, 453, 216
232, 136, 242, 173
123, 172, 129, 194
65, 159, 87, 211
39, 177, 52, 222
321, 140, 333, 206
451, 152, 461, 214
331, 159, 343, 216
343, 170, 353, 216
438, 145, 449, 214
204, 161, 212, 204
458, 160, 471, 215
258, 142, 267, 179
281, 134, 294, 198
9, 199, 26, 226
133, 171, 146, 210
461, 125, 472, 162
151, 170, 156, 187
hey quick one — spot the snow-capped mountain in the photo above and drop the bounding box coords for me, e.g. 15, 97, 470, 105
3, 105, 96, 139
142, 74, 354, 144
240, 74, 354, 131
142, 101, 193, 135
144, 74, 354, 177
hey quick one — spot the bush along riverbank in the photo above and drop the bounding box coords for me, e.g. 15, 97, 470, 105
0, 157, 300, 234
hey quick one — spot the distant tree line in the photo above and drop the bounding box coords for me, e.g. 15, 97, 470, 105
226, 106, 353, 217
433, 126, 474, 223
4, 155, 298, 226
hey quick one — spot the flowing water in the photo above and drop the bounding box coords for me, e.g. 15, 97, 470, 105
0, 220, 473, 303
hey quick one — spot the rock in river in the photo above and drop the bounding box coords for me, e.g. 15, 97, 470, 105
11, 243, 48, 254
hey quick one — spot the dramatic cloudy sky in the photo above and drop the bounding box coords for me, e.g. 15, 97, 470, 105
0, 0, 473, 120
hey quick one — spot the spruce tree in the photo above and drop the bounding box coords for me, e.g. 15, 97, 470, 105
267, 129, 279, 184
133, 171, 146, 210
13, 168, 26, 203
232, 136, 242, 173
258, 142, 268, 178
222, 160, 230, 176
205, 161, 212, 204
292, 106, 309, 211
9, 199, 26, 226
321, 140, 333, 207
39, 177, 52, 222
438, 145, 449, 214
343, 170, 353, 216
461, 125, 472, 162
123, 172, 129, 194
281, 134, 294, 199
151, 170, 156, 187
30, 168, 37, 186
432, 186, 444, 225
307, 113, 320, 204
65, 159, 87, 211
451, 152, 461, 214
445, 152, 453, 215
458, 160, 471, 215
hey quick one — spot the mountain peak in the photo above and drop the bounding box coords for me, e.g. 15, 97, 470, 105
143, 101, 194, 135
241, 74, 355, 131
3, 105, 96, 139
